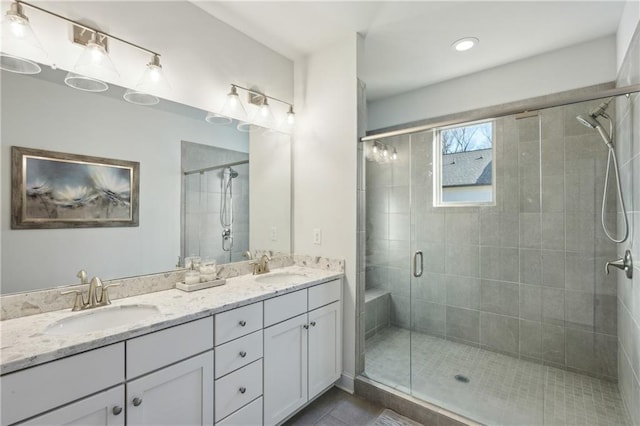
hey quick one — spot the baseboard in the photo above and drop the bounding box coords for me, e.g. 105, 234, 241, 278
335, 373, 355, 393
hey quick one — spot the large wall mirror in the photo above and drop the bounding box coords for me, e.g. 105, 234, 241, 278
0, 67, 291, 294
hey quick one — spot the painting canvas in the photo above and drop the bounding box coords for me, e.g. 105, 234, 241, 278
11, 147, 139, 229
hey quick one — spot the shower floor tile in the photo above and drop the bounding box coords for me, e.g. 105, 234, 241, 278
364, 327, 632, 426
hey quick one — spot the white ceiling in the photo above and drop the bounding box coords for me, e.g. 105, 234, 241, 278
193, 1, 626, 101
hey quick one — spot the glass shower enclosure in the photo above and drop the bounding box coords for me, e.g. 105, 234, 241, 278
361, 95, 632, 425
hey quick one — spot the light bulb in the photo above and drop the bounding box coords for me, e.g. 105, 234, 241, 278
372, 144, 378, 154
134, 55, 170, 96
383, 147, 388, 157
392, 149, 398, 160
286, 106, 295, 125
74, 32, 119, 81
9, 17, 26, 38
260, 102, 269, 117
221, 85, 247, 121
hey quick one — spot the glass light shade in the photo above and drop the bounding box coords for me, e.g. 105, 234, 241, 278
74, 33, 119, 82
205, 112, 232, 125
123, 89, 159, 106
135, 55, 170, 95
286, 107, 296, 126
221, 86, 247, 121
64, 72, 108, 92
252, 99, 275, 128
236, 122, 263, 133
0, 3, 47, 73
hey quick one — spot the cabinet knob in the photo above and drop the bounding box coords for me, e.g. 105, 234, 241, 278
238, 320, 247, 327
239, 351, 247, 358
303, 324, 309, 330
310, 321, 316, 327
239, 387, 247, 394
112, 406, 123, 416
132, 397, 143, 407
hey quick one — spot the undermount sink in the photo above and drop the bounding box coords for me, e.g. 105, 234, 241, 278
255, 272, 309, 285
45, 304, 160, 336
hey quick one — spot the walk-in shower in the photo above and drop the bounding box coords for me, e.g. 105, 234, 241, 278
576, 98, 629, 243
359, 93, 635, 425
220, 166, 240, 252
183, 154, 249, 265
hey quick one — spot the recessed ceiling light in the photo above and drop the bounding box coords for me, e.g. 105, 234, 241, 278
452, 37, 479, 52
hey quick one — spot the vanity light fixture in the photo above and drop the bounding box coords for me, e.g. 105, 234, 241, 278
286, 105, 296, 126
0, 1, 47, 74
367, 140, 398, 164
216, 84, 295, 133
73, 31, 119, 81
452, 37, 479, 52
64, 72, 108, 92
205, 111, 232, 125
1, 1, 170, 101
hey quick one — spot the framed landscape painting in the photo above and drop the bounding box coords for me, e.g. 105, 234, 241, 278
11, 146, 140, 229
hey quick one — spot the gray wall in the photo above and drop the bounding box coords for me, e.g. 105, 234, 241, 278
616, 26, 640, 425
365, 100, 620, 379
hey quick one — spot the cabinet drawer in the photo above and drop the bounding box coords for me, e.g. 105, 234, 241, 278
127, 317, 213, 379
215, 330, 263, 379
1, 343, 124, 426
214, 359, 263, 422
215, 302, 263, 346
264, 289, 307, 327
308, 279, 341, 311
216, 396, 262, 426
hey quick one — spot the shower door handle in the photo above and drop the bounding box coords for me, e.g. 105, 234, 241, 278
413, 250, 423, 277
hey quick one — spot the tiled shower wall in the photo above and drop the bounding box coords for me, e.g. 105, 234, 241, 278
365, 100, 620, 379
182, 141, 250, 265
616, 26, 640, 425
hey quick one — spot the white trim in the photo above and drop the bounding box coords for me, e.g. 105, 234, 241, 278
335, 373, 355, 394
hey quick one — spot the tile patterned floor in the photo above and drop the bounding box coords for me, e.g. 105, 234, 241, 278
284, 387, 384, 426
364, 327, 632, 426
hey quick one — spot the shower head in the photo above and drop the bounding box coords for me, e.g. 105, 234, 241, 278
576, 114, 599, 129
226, 167, 239, 178
576, 114, 613, 148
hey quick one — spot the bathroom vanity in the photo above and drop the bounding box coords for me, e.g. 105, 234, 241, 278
0, 266, 343, 426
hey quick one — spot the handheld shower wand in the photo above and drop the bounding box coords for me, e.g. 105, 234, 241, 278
576, 98, 629, 243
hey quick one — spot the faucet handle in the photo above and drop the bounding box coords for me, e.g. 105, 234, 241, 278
99, 283, 120, 306
61, 290, 86, 311
605, 250, 633, 279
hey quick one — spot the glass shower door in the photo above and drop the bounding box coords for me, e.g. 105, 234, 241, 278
363, 134, 413, 393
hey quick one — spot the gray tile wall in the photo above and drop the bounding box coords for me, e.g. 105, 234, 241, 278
183, 161, 250, 264
616, 26, 640, 426
364, 100, 621, 380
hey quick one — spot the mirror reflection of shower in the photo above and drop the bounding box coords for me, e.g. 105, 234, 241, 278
220, 166, 239, 251
576, 97, 629, 243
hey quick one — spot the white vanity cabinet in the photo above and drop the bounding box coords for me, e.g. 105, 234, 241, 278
2, 343, 125, 426
126, 317, 214, 426
18, 386, 125, 426
263, 279, 342, 426
214, 302, 264, 426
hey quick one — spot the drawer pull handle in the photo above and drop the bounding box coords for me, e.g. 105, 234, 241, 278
303, 324, 309, 330
310, 321, 316, 327
239, 351, 247, 358
112, 406, 123, 416
239, 387, 247, 394
132, 397, 143, 407
239, 320, 247, 327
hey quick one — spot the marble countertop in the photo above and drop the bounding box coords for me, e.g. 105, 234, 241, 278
0, 266, 343, 375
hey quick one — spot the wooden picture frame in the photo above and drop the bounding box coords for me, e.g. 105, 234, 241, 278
11, 146, 140, 229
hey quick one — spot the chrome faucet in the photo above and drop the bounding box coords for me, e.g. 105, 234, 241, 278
61, 271, 120, 311
605, 250, 633, 279
251, 254, 271, 275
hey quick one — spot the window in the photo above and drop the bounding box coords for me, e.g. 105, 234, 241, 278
433, 120, 495, 206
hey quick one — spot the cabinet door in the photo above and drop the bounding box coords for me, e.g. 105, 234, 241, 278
263, 314, 308, 426
19, 385, 124, 426
127, 351, 213, 426
308, 301, 342, 399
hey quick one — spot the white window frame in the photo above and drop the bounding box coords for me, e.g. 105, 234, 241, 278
433, 119, 496, 207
